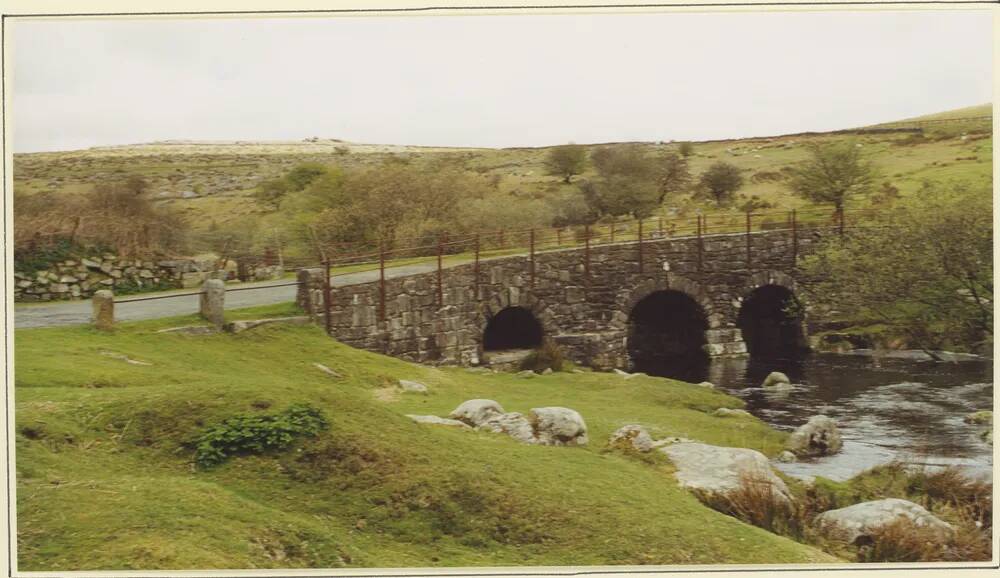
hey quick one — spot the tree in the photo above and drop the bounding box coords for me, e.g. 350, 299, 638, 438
545, 144, 588, 183
787, 141, 876, 211
254, 163, 329, 210
799, 183, 992, 355
580, 145, 662, 219
698, 162, 744, 206
657, 152, 691, 205
677, 141, 694, 158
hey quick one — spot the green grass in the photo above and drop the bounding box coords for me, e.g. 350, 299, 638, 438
15, 307, 836, 570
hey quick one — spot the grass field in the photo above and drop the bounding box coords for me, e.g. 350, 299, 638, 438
13, 104, 992, 233
14, 306, 839, 570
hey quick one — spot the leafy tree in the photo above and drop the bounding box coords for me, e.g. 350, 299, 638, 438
800, 184, 992, 355
581, 145, 662, 218
698, 162, 744, 206
254, 162, 329, 209
677, 141, 695, 157
284, 163, 328, 191
545, 144, 588, 183
787, 141, 876, 211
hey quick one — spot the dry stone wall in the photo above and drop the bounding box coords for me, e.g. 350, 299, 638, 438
311, 229, 825, 370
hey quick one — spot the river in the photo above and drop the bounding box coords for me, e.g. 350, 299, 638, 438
653, 352, 993, 482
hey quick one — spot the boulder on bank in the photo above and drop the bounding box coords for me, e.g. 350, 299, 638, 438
786, 415, 843, 457
814, 498, 954, 544
477, 412, 537, 444
696, 381, 715, 389
713, 408, 752, 418
659, 442, 792, 502
777, 450, 797, 463
530, 407, 589, 446
608, 424, 655, 452
761, 371, 791, 388
449, 399, 505, 426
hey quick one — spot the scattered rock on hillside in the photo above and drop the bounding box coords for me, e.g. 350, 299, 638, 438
477, 412, 537, 444
406, 415, 470, 429
814, 498, 954, 544
449, 399, 505, 426
99, 351, 153, 366
156, 325, 218, 335
964, 410, 993, 425
516, 370, 536, 379
697, 381, 715, 389
608, 425, 655, 452
777, 450, 797, 463
659, 442, 792, 502
398, 379, 429, 394
762, 371, 791, 388
613, 369, 646, 380
313, 363, 341, 378
786, 415, 843, 457
713, 408, 752, 418
530, 407, 589, 446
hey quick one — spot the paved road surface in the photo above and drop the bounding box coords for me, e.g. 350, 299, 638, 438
14, 259, 454, 329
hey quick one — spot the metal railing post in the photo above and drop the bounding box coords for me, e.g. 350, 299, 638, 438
474, 233, 480, 300
529, 228, 536, 287
610, 221, 616, 243
556, 227, 562, 246
745, 211, 752, 269
437, 234, 444, 307
637, 218, 644, 273
322, 258, 332, 336
696, 215, 703, 274
378, 244, 386, 322
839, 206, 845, 237
791, 209, 798, 264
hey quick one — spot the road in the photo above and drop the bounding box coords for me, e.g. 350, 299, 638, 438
14, 259, 453, 329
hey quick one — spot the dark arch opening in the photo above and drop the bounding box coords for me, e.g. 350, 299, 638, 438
737, 284, 807, 359
627, 290, 710, 381
483, 307, 544, 351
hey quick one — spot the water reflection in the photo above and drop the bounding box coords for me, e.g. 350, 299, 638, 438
645, 352, 994, 481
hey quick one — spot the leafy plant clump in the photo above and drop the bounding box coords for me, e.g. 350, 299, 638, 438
519, 339, 566, 372
194, 404, 329, 469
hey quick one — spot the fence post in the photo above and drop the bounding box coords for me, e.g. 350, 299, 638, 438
745, 211, 752, 269
322, 259, 332, 335
556, 227, 562, 246
437, 235, 444, 308
529, 228, 536, 287
659, 216, 664, 235
498, 228, 505, 250
791, 209, 798, 265
584, 224, 591, 281
637, 218, 644, 273
92, 290, 114, 331
696, 215, 703, 274
200, 278, 226, 330
838, 206, 845, 237
378, 244, 386, 322
474, 233, 481, 300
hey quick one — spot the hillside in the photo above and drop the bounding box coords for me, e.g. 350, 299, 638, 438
13, 104, 992, 232
14, 305, 835, 570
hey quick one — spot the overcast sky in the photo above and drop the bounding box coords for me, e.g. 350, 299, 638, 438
11, 9, 993, 153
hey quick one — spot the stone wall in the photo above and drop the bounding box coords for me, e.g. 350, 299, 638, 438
308, 229, 826, 370
14, 256, 285, 302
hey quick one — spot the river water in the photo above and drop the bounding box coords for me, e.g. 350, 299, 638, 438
663, 353, 994, 482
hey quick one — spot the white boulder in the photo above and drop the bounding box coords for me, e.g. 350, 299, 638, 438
449, 399, 506, 426
477, 412, 537, 444
659, 442, 792, 502
815, 498, 954, 544
529, 406, 589, 446
713, 408, 752, 418
786, 415, 843, 456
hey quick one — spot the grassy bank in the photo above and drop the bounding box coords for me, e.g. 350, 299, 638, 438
14, 307, 836, 570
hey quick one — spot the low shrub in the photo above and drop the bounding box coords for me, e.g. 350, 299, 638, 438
519, 339, 566, 372
193, 404, 329, 469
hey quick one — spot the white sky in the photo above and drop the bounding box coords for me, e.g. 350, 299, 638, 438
10, 9, 994, 153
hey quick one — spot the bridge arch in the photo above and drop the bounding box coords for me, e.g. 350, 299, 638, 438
478, 287, 557, 352
618, 275, 716, 330
624, 283, 711, 380
737, 271, 808, 359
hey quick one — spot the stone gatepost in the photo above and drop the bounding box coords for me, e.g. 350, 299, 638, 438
92, 290, 114, 331
296, 268, 325, 316
200, 279, 226, 329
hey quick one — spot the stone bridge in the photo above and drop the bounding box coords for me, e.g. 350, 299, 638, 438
299, 229, 825, 372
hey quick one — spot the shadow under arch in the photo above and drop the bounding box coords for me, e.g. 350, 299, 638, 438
482, 306, 544, 351
626, 289, 710, 381
737, 281, 808, 360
